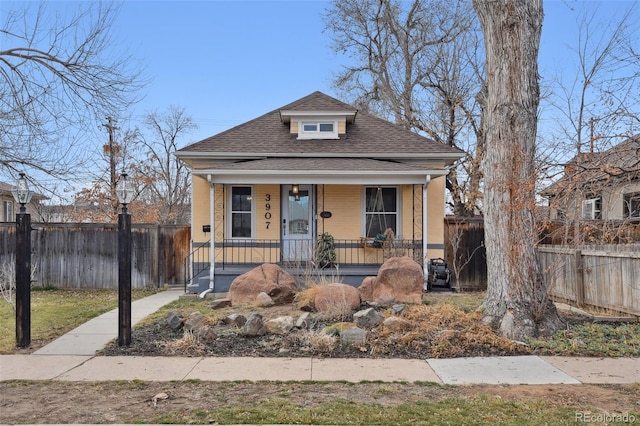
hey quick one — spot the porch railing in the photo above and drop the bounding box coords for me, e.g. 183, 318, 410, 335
184, 238, 424, 286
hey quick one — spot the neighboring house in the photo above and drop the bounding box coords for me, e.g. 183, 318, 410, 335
542, 135, 640, 222
176, 91, 464, 292
0, 180, 44, 221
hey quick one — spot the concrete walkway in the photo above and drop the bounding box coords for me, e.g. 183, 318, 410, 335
1, 290, 638, 385
32, 290, 184, 355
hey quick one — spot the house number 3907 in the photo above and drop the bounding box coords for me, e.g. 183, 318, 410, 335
264, 194, 271, 229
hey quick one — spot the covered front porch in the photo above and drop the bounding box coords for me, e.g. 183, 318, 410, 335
185, 237, 424, 293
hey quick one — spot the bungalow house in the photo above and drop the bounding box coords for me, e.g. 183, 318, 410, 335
175, 91, 464, 292
542, 135, 640, 222
0, 180, 44, 222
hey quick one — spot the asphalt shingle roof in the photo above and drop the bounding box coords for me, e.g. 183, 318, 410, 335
542, 135, 640, 196
177, 91, 463, 158
209, 158, 431, 172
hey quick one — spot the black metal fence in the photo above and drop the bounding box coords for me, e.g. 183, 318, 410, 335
184, 238, 424, 285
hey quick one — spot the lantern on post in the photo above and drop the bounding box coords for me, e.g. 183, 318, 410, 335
12, 173, 32, 348
115, 173, 135, 346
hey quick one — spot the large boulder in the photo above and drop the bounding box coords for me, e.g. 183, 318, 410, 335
229, 264, 297, 306
358, 256, 424, 304
315, 283, 361, 314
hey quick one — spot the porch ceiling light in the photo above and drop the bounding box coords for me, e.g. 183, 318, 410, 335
292, 184, 299, 195
12, 173, 33, 209
116, 173, 135, 206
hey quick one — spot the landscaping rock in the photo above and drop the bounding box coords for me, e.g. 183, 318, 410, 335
353, 307, 384, 330
229, 263, 298, 305
265, 316, 294, 335
223, 313, 247, 328
322, 322, 356, 336
241, 313, 266, 336
195, 326, 218, 344
184, 311, 207, 331
208, 298, 232, 310
358, 276, 377, 302
383, 316, 413, 332
166, 312, 184, 331
340, 326, 367, 346
315, 283, 360, 314
255, 292, 275, 307
358, 256, 424, 304
296, 312, 312, 329
391, 304, 407, 315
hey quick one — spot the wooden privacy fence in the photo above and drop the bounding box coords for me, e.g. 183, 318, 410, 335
538, 244, 640, 317
0, 223, 191, 289
444, 216, 487, 290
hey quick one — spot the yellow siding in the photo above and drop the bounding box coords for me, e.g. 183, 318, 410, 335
338, 119, 346, 134
255, 184, 281, 239
427, 176, 445, 260
192, 181, 445, 263
192, 176, 211, 243
316, 185, 362, 239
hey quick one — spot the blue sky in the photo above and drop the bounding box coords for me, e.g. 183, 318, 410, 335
107, 0, 637, 145
2, 0, 638, 184
117, 0, 341, 143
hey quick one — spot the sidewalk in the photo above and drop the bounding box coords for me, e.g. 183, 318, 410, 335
1, 290, 638, 385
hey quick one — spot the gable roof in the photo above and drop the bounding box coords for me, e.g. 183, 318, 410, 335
176, 91, 464, 161
542, 134, 640, 197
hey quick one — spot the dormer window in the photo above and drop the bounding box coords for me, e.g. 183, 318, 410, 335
298, 120, 338, 140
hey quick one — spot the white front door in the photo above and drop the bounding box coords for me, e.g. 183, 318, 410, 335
282, 184, 314, 262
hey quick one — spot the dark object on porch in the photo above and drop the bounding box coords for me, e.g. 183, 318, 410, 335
425, 258, 452, 291
360, 228, 394, 249
315, 232, 337, 268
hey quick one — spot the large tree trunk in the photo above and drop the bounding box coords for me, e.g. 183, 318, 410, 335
473, 0, 562, 340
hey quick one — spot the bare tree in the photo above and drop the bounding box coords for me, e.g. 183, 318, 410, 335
473, 0, 562, 339
0, 2, 145, 180
134, 106, 196, 225
70, 123, 141, 223
540, 4, 640, 245
324, 0, 485, 216
550, 4, 639, 157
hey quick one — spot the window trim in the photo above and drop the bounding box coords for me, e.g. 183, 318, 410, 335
623, 191, 640, 220
297, 120, 338, 140
3, 200, 14, 222
581, 197, 602, 220
227, 185, 255, 239
362, 186, 401, 238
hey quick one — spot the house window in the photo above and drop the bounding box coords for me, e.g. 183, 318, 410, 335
230, 186, 253, 238
364, 187, 398, 238
581, 197, 601, 220
298, 121, 338, 139
623, 192, 640, 219
3, 201, 13, 222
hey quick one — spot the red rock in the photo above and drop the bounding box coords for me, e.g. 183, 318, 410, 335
358, 256, 424, 304
229, 264, 297, 306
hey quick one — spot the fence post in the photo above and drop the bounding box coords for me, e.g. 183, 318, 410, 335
574, 249, 584, 308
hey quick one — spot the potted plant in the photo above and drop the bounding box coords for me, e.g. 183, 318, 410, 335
315, 232, 337, 268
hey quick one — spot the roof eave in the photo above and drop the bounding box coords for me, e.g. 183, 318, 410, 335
175, 151, 464, 160
191, 168, 448, 185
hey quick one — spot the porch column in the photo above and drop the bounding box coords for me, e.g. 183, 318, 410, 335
209, 177, 215, 291
422, 175, 431, 278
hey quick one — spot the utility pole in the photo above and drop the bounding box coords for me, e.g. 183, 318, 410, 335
103, 117, 119, 216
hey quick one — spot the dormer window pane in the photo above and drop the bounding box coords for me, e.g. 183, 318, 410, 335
298, 120, 339, 139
